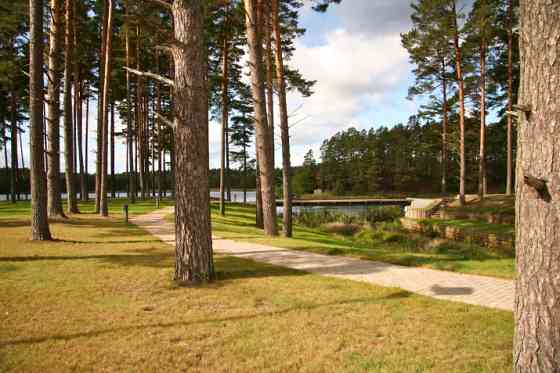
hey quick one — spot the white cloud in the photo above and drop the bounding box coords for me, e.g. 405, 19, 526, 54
285, 28, 410, 160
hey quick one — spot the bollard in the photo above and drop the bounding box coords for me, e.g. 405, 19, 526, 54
123, 204, 129, 223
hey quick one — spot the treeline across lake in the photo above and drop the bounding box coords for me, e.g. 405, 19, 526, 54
292, 116, 515, 196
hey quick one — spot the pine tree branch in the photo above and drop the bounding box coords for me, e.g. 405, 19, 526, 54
123, 67, 174, 87
148, 0, 172, 10
155, 112, 175, 130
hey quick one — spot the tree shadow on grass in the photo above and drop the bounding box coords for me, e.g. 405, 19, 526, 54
0, 289, 412, 348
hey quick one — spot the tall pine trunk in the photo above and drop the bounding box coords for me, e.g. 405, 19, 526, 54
272, 0, 292, 237
514, 2, 560, 371
63, 0, 78, 213
124, 0, 136, 203
244, 0, 278, 236
99, 0, 113, 216
478, 40, 487, 199
219, 19, 229, 216
95, 1, 109, 213
452, 0, 466, 205
29, 0, 52, 240
440, 58, 448, 196
10, 90, 18, 204
84, 94, 89, 200
172, 0, 214, 284
506, 0, 514, 196
46, 0, 64, 217
110, 102, 115, 199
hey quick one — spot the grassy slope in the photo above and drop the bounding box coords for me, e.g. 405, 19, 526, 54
0, 203, 512, 372
205, 204, 515, 279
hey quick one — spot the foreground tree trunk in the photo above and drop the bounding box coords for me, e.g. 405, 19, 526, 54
244, 0, 278, 236
506, 0, 514, 196
46, 0, 65, 217
99, 0, 113, 216
514, 2, 560, 372
29, 0, 52, 240
272, 0, 292, 237
63, 0, 78, 214
84, 95, 89, 201
172, 0, 213, 284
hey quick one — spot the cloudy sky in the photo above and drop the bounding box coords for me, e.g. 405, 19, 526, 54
279, 0, 417, 167
15, 1, 419, 173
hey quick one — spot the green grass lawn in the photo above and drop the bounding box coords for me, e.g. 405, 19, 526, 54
203, 204, 515, 279
0, 203, 513, 372
0, 198, 174, 219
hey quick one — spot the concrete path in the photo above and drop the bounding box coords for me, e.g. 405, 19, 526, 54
132, 207, 514, 312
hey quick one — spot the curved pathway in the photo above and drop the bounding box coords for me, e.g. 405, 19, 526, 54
132, 207, 514, 311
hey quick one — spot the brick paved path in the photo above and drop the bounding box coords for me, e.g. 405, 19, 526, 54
132, 207, 514, 311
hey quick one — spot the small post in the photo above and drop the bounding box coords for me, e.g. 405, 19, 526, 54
123, 204, 129, 223
156, 197, 160, 209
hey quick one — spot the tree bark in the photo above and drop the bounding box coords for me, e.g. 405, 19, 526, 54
84, 94, 89, 200
99, 0, 113, 216
95, 0, 109, 213
29, 0, 52, 240
219, 16, 229, 216
440, 58, 448, 196
272, 0, 292, 237
125, 0, 136, 203
110, 102, 115, 199
63, 0, 78, 214
514, 2, 560, 372
451, 0, 466, 205
244, 0, 278, 236
171, 0, 214, 284
265, 9, 275, 169
506, 0, 514, 196
10, 90, 18, 204
478, 40, 486, 199
76, 73, 86, 202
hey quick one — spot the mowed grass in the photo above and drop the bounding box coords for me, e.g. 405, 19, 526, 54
0, 202, 513, 372
205, 204, 515, 279
0, 198, 174, 219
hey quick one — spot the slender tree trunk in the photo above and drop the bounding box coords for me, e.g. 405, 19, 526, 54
219, 21, 229, 216
265, 9, 275, 169
136, 25, 146, 200
156, 52, 162, 200
478, 40, 487, 199
243, 140, 247, 205
441, 60, 448, 195
73, 8, 85, 202
124, 0, 136, 203
171, 0, 214, 284
452, 0, 466, 205
514, 2, 560, 371
10, 91, 18, 204
77, 84, 86, 201
95, 0, 109, 213
84, 94, 89, 200
244, 0, 278, 236
255, 151, 264, 227
29, 0, 52, 240
99, 0, 113, 216
506, 0, 514, 196
110, 102, 115, 198
272, 0, 292, 237
63, 0, 78, 213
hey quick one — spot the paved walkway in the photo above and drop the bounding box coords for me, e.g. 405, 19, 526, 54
132, 207, 514, 311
